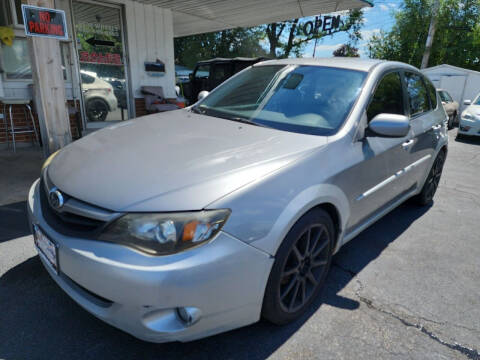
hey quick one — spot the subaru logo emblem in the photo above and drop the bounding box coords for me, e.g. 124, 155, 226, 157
49, 188, 64, 209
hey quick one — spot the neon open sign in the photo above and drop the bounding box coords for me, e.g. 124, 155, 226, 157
22, 4, 68, 40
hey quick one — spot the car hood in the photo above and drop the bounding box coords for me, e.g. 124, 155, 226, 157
465, 104, 480, 117
48, 110, 326, 212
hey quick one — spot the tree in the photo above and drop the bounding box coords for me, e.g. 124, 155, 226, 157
264, 9, 364, 58
333, 44, 360, 57
367, 0, 480, 70
174, 28, 267, 68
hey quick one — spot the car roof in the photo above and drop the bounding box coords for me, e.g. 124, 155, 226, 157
197, 57, 269, 66
254, 57, 412, 73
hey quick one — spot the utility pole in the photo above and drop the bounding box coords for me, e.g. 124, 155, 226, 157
421, 0, 441, 69
27, 0, 72, 157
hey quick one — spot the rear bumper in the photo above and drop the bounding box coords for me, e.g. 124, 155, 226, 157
28, 179, 273, 342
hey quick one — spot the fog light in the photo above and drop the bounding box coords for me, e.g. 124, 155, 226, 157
176, 307, 201, 326
460, 125, 471, 131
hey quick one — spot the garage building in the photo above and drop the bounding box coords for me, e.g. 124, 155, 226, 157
422, 64, 480, 114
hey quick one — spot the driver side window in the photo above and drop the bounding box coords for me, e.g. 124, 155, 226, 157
367, 72, 405, 121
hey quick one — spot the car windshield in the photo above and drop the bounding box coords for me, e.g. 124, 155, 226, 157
439, 91, 449, 102
192, 65, 367, 136
474, 95, 480, 105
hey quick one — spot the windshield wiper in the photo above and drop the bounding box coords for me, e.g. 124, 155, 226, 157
190, 106, 204, 114
224, 116, 271, 129
191, 106, 271, 128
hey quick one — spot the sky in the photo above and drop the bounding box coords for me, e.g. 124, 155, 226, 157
301, 0, 403, 58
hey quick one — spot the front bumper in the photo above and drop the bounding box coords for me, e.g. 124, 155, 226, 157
27, 179, 273, 343
458, 118, 480, 136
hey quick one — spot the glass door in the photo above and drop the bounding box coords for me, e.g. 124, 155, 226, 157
72, 1, 129, 127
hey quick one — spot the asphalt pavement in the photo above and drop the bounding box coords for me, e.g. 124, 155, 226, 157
0, 130, 479, 360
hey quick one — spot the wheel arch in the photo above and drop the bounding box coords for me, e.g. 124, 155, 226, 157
85, 96, 111, 111
244, 184, 350, 257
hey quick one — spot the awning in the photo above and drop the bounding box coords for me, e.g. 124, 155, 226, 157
136, 0, 373, 37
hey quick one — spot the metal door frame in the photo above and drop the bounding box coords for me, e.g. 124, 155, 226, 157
69, 0, 133, 130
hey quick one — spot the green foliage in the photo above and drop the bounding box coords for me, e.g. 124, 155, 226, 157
174, 28, 268, 68
174, 10, 364, 67
333, 44, 360, 57
367, 0, 480, 70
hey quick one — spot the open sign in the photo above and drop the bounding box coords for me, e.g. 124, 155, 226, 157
22, 4, 68, 40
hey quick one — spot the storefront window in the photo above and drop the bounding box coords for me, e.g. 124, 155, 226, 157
0, 0, 12, 26
1, 38, 70, 80
15, 0, 27, 25
0, 0, 26, 26
1, 38, 32, 79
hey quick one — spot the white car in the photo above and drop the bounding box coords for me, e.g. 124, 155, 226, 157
458, 94, 480, 138
81, 70, 118, 122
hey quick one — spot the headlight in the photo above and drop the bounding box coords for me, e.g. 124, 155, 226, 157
462, 112, 474, 121
41, 150, 60, 171
98, 209, 231, 255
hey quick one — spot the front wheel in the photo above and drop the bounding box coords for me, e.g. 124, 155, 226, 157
414, 150, 446, 206
262, 208, 334, 325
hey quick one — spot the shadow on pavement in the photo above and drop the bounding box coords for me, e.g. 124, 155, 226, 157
455, 134, 480, 145
0, 201, 30, 243
0, 202, 430, 360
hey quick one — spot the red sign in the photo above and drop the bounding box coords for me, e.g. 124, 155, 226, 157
79, 51, 123, 65
22, 5, 68, 40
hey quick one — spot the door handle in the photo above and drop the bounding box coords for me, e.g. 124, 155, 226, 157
402, 139, 414, 149
432, 124, 442, 130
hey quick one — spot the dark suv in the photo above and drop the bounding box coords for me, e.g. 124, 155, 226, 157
181, 57, 268, 104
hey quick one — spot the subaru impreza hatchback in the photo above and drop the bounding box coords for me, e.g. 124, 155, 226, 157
28, 58, 447, 342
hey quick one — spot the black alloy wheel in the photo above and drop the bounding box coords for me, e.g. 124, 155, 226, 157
414, 150, 446, 205
262, 209, 334, 325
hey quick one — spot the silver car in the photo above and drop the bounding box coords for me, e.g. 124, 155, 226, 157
28, 58, 448, 343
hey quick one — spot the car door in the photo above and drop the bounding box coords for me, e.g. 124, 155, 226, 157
403, 72, 440, 188
346, 71, 414, 230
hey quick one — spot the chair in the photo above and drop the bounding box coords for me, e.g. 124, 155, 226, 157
1, 98, 40, 152
140, 86, 180, 113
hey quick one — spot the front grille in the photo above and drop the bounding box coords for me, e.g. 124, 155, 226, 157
39, 177, 111, 238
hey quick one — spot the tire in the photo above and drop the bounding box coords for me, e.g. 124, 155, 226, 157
447, 114, 453, 130
262, 208, 334, 325
453, 112, 458, 127
413, 150, 446, 206
86, 98, 109, 122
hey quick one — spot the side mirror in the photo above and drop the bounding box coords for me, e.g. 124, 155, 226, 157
464, 99, 472, 106
189, 73, 194, 81
369, 114, 410, 137
197, 90, 209, 101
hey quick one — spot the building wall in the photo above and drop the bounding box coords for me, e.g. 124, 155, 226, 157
124, 1, 176, 103
0, 99, 81, 146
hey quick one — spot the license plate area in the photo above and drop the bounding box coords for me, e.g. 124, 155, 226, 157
34, 225, 59, 274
